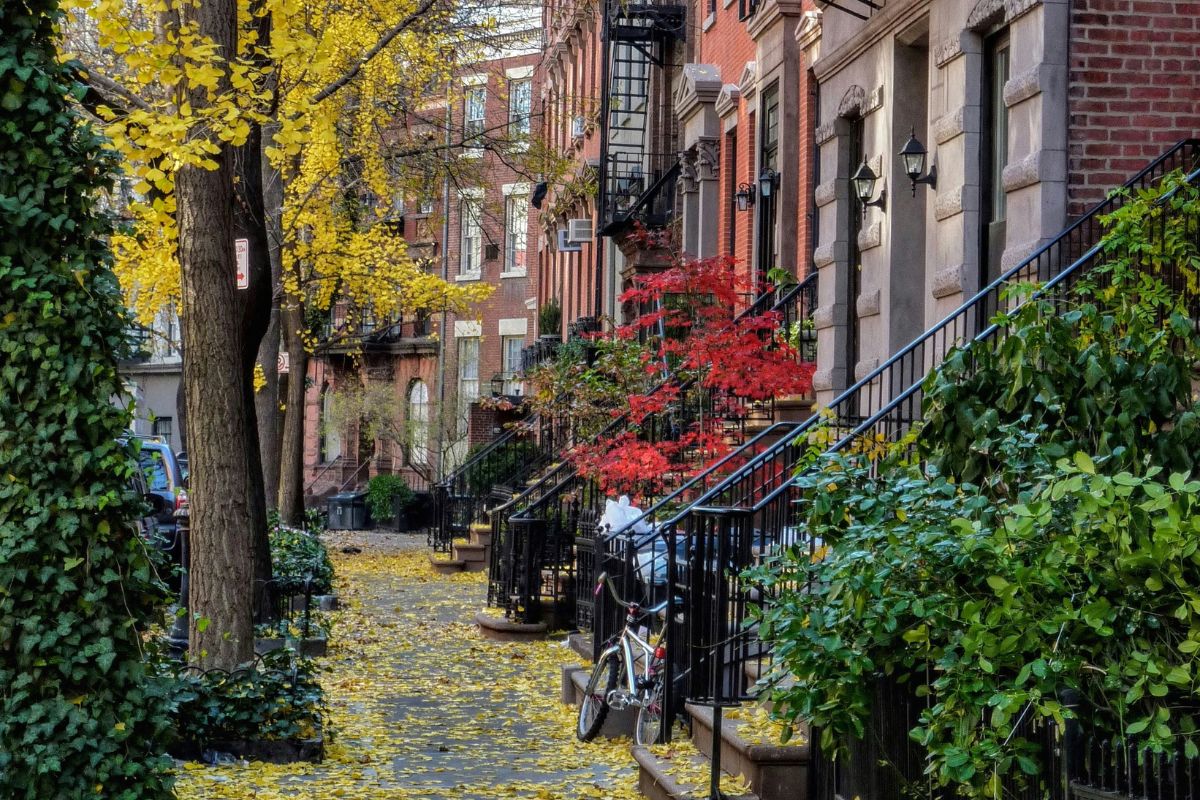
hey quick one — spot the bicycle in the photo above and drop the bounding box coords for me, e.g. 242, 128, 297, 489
576, 572, 668, 745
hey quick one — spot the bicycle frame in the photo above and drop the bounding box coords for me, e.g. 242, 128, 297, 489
598, 622, 658, 705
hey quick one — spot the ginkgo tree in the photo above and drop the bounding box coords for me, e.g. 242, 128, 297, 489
64, 0, 546, 669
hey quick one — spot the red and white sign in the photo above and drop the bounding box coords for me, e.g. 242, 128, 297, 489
277, 352, 290, 374
235, 238, 249, 289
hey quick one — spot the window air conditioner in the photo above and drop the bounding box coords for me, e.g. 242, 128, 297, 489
557, 229, 582, 252
566, 218, 593, 243
572, 115, 586, 139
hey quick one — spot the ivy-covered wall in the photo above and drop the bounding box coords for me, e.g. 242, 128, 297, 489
0, 2, 174, 796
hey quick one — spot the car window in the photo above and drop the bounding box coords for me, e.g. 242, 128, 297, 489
139, 449, 171, 492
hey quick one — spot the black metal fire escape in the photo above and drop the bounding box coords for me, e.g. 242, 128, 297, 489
596, 0, 686, 236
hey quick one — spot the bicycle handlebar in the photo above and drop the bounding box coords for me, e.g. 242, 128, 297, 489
594, 572, 667, 616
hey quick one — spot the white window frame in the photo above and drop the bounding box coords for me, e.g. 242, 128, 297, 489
503, 193, 529, 276
458, 194, 483, 279
501, 335, 524, 395
508, 77, 532, 143
407, 380, 430, 466
464, 83, 487, 145
456, 336, 480, 436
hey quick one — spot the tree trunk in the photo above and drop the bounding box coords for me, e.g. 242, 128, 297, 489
277, 301, 308, 525
177, 0, 254, 670
257, 119, 285, 510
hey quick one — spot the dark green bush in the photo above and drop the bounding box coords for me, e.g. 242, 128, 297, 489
269, 514, 334, 595
365, 473, 414, 521
464, 438, 540, 495
0, 4, 175, 796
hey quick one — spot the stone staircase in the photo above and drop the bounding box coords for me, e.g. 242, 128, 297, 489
429, 522, 492, 574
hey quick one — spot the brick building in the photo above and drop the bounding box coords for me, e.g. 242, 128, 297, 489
806, 0, 1200, 406
302, 28, 544, 502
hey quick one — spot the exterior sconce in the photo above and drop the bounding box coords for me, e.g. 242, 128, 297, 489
758, 168, 778, 199
489, 373, 505, 397
734, 182, 756, 211
852, 160, 886, 217
899, 128, 937, 195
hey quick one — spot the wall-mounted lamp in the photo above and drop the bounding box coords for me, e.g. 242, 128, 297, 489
899, 128, 937, 195
758, 168, 778, 199
734, 182, 756, 211
489, 373, 505, 397
851, 160, 886, 217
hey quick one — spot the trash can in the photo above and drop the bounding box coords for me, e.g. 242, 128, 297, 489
327, 492, 370, 531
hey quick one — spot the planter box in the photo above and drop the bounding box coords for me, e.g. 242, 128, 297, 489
170, 733, 324, 764
255, 635, 328, 658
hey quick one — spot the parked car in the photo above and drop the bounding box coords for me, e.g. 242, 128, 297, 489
133, 437, 186, 589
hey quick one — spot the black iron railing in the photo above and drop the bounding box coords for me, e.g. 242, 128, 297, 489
489, 275, 819, 625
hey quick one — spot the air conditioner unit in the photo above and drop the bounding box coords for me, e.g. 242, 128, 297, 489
571, 115, 586, 139
557, 229, 582, 253
484, 243, 500, 261
566, 218, 593, 243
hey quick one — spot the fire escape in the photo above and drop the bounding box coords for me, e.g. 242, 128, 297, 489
597, 0, 686, 235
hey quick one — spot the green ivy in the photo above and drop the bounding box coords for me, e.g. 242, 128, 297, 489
269, 515, 334, 596
0, 4, 175, 797
753, 173, 1200, 798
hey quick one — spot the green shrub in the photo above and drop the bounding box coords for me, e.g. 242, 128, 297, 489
365, 473, 415, 521
269, 517, 334, 596
165, 649, 326, 746
538, 297, 562, 337
0, 4, 175, 795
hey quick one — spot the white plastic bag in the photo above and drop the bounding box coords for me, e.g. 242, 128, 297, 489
598, 494, 651, 536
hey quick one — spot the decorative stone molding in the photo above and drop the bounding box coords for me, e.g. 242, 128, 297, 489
836, 84, 866, 118
1001, 149, 1066, 193
695, 137, 720, 181
934, 185, 969, 221
856, 221, 882, 252
812, 305, 836, 330
854, 358, 880, 381
966, 0, 1042, 32
677, 149, 699, 193
814, 179, 839, 208
739, 62, 758, 103
813, 243, 838, 269
1001, 238, 1043, 273
794, 8, 821, 49
931, 264, 966, 299
714, 84, 742, 119
674, 64, 723, 123
856, 288, 881, 318
932, 107, 966, 145
1003, 64, 1047, 108
815, 121, 838, 145
746, 0, 804, 40
933, 33, 966, 68
812, 368, 835, 392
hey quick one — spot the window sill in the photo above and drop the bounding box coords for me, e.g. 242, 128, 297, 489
500, 270, 527, 279
703, 11, 716, 30
455, 273, 482, 282
460, 149, 484, 159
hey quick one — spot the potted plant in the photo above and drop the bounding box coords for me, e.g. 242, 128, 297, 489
538, 298, 562, 341
366, 474, 415, 531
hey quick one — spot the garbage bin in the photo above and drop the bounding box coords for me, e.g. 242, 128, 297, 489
327, 492, 370, 531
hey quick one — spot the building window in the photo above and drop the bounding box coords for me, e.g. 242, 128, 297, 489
508, 78, 532, 140
152, 416, 173, 441
456, 337, 480, 435
459, 197, 482, 277
504, 194, 529, 273
501, 335, 523, 394
407, 380, 429, 465
319, 387, 342, 463
465, 85, 486, 142
756, 84, 780, 288
981, 30, 1011, 290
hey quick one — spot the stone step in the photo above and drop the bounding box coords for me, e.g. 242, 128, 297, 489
685, 703, 809, 800
631, 744, 758, 800
453, 542, 489, 564
560, 664, 636, 739
773, 393, 816, 423
428, 555, 466, 575
469, 529, 493, 547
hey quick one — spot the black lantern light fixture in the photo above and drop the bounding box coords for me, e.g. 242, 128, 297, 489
734, 182, 756, 211
851, 159, 886, 217
758, 167, 778, 199
489, 373, 505, 397
899, 128, 937, 195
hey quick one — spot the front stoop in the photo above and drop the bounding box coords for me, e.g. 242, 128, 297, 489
567, 632, 594, 661
686, 703, 809, 800
474, 610, 549, 641
774, 393, 816, 424
560, 664, 636, 739
452, 542, 489, 571
429, 555, 467, 574
631, 745, 759, 800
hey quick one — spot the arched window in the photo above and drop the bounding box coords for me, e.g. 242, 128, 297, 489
408, 380, 430, 465
319, 386, 342, 463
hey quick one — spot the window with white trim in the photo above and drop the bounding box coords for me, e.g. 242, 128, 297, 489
501, 336, 523, 394
504, 194, 528, 273
456, 337, 480, 435
465, 86, 486, 141
459, 197, 482, 277
508, 79, 532, 140
407, 380, 429, 465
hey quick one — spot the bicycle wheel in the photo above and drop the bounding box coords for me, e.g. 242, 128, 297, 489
577, 655, 619, 742
635, 673, 666, 746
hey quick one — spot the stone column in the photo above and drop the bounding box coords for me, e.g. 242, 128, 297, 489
694, 137, 721, 258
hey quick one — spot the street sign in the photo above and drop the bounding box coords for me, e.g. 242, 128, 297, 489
235, 238, 249, 289
277, 352, 290, 374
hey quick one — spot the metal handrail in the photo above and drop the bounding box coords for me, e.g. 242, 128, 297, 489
302, 455, 345, 494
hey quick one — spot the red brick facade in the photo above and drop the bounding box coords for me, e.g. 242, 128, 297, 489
1068, 0, 1200, 214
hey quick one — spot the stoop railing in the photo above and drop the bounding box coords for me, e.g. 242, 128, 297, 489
595, 138, 1200, 743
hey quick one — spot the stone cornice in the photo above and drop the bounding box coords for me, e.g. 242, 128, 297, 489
747, 0, 804, 41
673, 64, 723, 123
812, 0, 932, 83
714, 83, 741, 119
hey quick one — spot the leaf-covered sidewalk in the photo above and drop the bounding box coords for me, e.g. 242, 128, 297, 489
177, 532, 642, 800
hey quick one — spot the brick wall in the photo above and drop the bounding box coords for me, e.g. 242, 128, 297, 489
1068, 0, 1200, 215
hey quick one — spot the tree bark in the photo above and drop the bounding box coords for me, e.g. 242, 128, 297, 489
177, 0, 254, 670
257, 119, 285, 510
277, 301, 308, 525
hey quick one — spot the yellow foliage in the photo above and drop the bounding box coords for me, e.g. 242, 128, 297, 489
69, 0, 494, 326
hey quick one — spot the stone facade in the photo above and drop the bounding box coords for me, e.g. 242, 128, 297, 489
807, 0, 1200, 405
